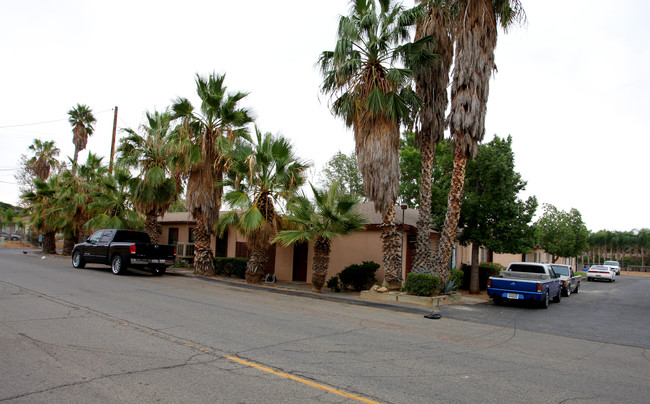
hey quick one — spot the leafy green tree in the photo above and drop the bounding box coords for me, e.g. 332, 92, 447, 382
67, 104, 96, 167
398, 132, 421, 207
536, 204, 588, 262
432, 0, 525, 277
319, 0, 429, 289
171, 72, 254, 276
117, 109, 180, 243
274, 182, 366, 293
319, 151, 365, 198
218, 129, 309, 283
457, 136, 537, 293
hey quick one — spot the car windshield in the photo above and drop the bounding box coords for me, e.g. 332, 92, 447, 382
590, 266, 608, 271
603, 261, 619, 266
551, 266, 570, 276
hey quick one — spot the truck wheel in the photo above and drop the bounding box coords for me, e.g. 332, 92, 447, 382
574, 283, 580, 294
553, 290, 561, 303
539, 291, 549, 309
493, 297, 503, 306
111, 255, 127, 275
151, 266, 166, 276
564, 286, 571, 297
72, 250, 85, 269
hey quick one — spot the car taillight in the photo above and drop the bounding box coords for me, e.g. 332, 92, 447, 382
129, 245, 136, 254
537, 283, 542, 293
487, 279, 491, 287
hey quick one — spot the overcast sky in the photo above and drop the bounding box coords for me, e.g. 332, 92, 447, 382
1, 0, 648, 232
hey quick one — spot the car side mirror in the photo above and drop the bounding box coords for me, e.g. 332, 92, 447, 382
82, 237, 88, 242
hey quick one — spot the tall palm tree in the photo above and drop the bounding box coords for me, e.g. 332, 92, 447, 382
431, 0, 525, 276
67, 104, 96, 166
171, 72, 254, 276
117, 109, 180, 243
318, 0, 429, 289
274, 182, 366, 293
27, 139, 60, 180
218, 129, 309, 283
412, 0, 453, 273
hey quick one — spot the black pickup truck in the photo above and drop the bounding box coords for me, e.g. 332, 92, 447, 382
71, 229, 176, 276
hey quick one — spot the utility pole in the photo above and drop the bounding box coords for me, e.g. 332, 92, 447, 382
109, 106, 118, 174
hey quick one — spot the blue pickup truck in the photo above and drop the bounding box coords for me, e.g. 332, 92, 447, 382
487, 262, 562, 309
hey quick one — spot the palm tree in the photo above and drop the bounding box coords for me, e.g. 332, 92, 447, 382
318, 0, 428, 289
22, 177, 59, 254
67, 104, 96, 166
85, 168, 144, 232
55, 153, 108, 254
274, 182, 366, 292
412, 1, 453, 273
27, 139, 60, 180
218, 129, 309, 283
117, 109, 180, 243
171, 73, 254, 276
431, 0, 525, 276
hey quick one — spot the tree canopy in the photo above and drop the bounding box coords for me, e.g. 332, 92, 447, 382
536, 204, 589, 261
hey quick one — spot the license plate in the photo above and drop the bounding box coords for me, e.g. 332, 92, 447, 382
507, 293, 520, 299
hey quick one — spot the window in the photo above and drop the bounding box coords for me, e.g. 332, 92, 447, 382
88, 231, 103, 244
168, 228, 179, 245
188, 228, 195, 243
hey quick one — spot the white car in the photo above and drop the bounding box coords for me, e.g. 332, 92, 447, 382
603, 260, 621, 275
586, 265, 616, 282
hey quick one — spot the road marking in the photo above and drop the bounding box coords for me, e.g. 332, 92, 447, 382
225, 355, 381, 404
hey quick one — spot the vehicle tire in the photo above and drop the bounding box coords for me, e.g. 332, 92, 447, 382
564, 286, 571, 297
72, 250, 86, 269
587, 277, 592, 282
11, 236, 19, 241
540, 291, 550, 309
111, 255, 127, 275
574, 283, 580, 294
553, 290, 561, 303
493, 297, 503, 306
151, 266, 166, 276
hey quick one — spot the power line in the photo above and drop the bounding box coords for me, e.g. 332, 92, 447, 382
0, 108, 114, 129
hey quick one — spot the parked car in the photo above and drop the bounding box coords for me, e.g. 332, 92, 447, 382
71, 229, 176, 276
550, 264, 581, 296
603, 260, 621, 275
487, 262, 562, 309
1, 231, 22, 241
586, 265, 616, 282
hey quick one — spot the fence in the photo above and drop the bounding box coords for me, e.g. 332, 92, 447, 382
176, 242, 195, 264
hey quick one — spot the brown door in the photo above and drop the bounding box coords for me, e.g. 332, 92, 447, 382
405, 234, 416, 274
292, 242, 308, 282
264, 244, 276, 275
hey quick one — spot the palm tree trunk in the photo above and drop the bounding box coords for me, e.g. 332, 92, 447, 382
311, 237, 331, 293
432, 146, 468, 279
469, 243, 480, 294
42, 231, 56, 254
145, 211, 160, 244
192, 209, 215, 276
246, 247, 267, 283
413, 139, 434, 273
62, 236, 76, 256
381, 205, 402, 290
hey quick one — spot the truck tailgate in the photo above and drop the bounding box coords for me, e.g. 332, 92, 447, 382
490, 277, 540, 293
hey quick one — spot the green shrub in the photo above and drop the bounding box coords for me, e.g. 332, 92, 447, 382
338, 261, 379, 291
460, 262, 505, 290
214, 257, 248, 279
326, 276, 341, 292
404, 273, 440, 296
449, 269, 464, 288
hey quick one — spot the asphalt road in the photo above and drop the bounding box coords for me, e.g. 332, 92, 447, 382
1, 248, 649, 403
